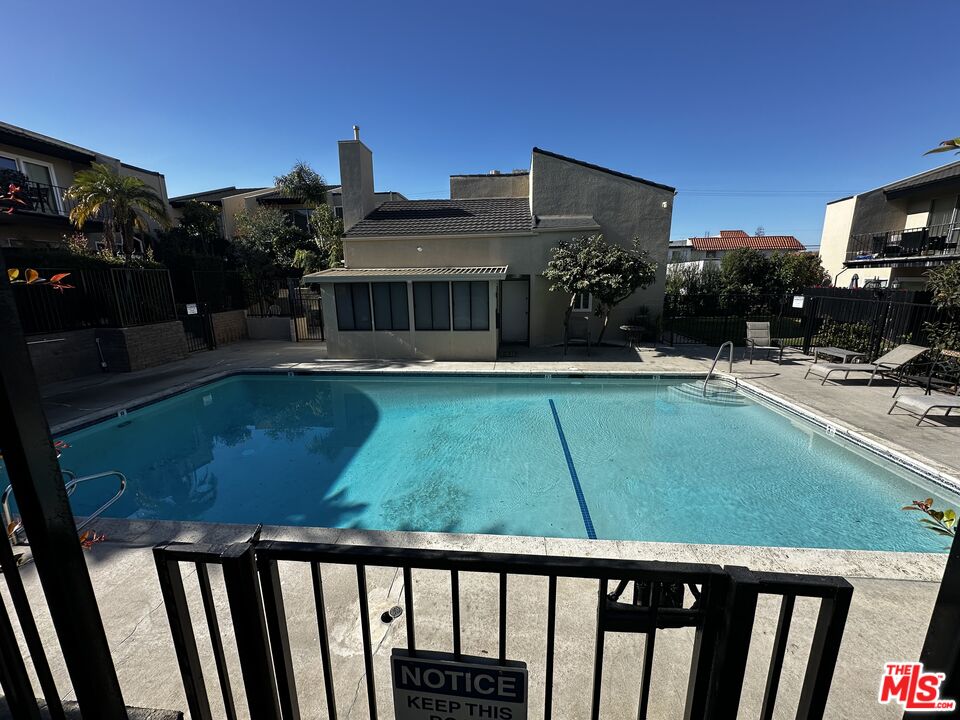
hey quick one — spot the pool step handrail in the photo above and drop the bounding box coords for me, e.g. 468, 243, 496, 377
703, 341, 735, 395
2, 470, 127, 543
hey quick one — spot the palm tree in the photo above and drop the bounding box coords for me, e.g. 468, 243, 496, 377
66, 162, 169, 257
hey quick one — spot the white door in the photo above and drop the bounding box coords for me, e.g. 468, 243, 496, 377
500, 279, 529, 344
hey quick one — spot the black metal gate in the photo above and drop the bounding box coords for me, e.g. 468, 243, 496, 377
289, 285, 324, 341
154, 540, 852, 720
179, 302, 216, 353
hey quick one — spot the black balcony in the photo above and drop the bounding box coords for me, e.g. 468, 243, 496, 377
0, 180, 107, 228
845, 223, 960, 266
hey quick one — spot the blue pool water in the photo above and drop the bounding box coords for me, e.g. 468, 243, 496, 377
38, 374, 958, 552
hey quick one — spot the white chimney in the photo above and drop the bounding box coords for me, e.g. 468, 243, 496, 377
338, 128, 377, 231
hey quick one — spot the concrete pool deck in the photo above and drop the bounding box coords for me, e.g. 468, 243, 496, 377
11, 339, 959, 717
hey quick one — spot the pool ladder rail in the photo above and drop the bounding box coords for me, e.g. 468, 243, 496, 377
1, 469, 127, 544
703, 340, 735, 396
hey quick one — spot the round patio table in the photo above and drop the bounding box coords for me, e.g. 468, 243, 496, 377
620, 325, 645, 348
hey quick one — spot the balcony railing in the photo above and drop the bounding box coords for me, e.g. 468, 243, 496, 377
845, 222, 960, 264
0, 180, 108, 224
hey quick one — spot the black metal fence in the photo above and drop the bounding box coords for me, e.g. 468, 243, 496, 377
153, 539, 852, 720
246, 278, 300, 318
12, 267, 177, 335
663, 290, 947, 361
170, 270, 248, 313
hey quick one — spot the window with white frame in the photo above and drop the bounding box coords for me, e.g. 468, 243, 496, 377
0, 153, 63, 214
572, 292, 592, 312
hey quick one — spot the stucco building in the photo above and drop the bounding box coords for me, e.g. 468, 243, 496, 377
304, 130, 675, 360
0, 121, 170, 251
818, 160, 960, 290
668, 230, 804, 271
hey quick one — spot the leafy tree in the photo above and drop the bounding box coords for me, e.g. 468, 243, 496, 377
923, 263, 960, 351
719, 247, 774, 307
544, 234, 657, 343
754, 225, 766, 237
65, 162, 169, 258
308, 203, 345, 267
275, 161, 327, 205
769, 252, 830, 294
232, 206, 309, 276
155, 200, 224, 259
665, 263, 723, 297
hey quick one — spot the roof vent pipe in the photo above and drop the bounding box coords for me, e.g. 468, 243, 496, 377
353, 125, 360, 141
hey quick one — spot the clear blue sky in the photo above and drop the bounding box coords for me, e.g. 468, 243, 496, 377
7, 1, 959, 247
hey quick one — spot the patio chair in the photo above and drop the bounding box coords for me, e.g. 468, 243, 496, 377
804, 344, 928, 386
892, 349, 960, 397
745, 321, 784, 364
888, 391, 960, 426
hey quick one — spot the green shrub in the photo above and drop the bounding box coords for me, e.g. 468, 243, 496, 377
814, 319, 873, 353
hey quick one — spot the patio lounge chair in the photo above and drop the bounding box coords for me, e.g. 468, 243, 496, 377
804, 344, 928, 386
889, 392, 960, 426
745, 322, 784, 364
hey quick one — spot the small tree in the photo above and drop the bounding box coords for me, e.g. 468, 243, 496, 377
544, 234, 657, 344
769, 252, 831, 294
232, 207, 309, 276
923, 263, 960, 351
719, 247, 774, 309
754, 225, 766, 237
275, 161, 327, 205
66, 162, 169, 258
308, 203, 345, 267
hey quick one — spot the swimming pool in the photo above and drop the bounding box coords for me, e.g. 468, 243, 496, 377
39, 373, 958, 552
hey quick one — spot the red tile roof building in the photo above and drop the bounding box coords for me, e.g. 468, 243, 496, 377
688, 230, 805, 252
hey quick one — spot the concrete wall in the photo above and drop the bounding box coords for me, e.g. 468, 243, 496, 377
849, 188, 907, 237
450, 174, 529, 199
338, 140, 377, 231
95, 321, 188, 372
211, 310, 248, 345
318, 280, 499, 360
247, 316, 295, 341
818, 196, 858, 283
27, 329, 102, 384
529, 151, 674, 332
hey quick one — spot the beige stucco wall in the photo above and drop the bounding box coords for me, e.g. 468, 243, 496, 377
450, 174, 529, 199
528, 151, 673, 335
317, 279, 499, 360
818, 197, 857, 285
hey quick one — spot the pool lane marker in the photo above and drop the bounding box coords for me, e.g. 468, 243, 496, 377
548, 399, 597, 540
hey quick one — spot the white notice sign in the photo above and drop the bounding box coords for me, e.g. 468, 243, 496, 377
391, 649, 527, 720
186, 303, 199, 315
792, 295, 804, 309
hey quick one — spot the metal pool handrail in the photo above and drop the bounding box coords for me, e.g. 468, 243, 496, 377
703, 341, 735, 395
2, 470, 127, 540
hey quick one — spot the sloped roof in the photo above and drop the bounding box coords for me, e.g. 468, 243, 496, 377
169, 186, 267, 207
689, 231, 804, 251
345, 198, 532, 237
883, 159, 960, 197
532, 148, 675, 192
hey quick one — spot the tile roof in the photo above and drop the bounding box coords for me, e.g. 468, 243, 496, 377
345, 198, 532, 237
689, 231, 804, 251
303, 266, 509, 282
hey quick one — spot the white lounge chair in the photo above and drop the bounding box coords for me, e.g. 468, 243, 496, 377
804, 344, 928, 386
745, 322, 784, 364
889, 392, 960, 426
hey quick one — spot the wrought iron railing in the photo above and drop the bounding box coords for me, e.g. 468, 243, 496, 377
153, 539, 853, 720
0, 180, 109, 223
845, 222, 960, 262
